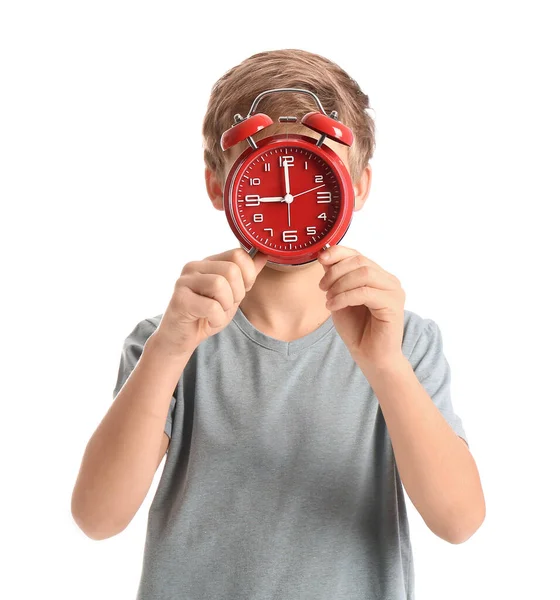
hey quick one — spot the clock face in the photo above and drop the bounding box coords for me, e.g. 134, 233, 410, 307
227, 136, 352, 263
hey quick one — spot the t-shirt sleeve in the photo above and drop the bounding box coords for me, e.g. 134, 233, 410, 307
406, 317, 468, 445
112, 318, 177, 440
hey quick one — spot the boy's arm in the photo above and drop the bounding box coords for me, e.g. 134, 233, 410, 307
359, 355, 485, 544
317, 245, 485, 544
71, 249, 267, 541
71, 332, 194, 541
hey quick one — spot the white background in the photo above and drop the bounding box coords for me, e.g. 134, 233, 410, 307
1, 1, 558, 598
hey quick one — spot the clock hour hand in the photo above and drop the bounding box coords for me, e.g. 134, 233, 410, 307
257, 196, 285, 202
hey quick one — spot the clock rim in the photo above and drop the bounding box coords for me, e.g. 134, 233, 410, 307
223, 134, 354, 265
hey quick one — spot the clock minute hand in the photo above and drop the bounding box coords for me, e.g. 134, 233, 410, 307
292, 183, 326, 199
283, 162, 291, 195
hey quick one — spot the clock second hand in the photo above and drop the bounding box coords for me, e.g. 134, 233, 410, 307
283, 162, 292, 227
288, 199, 291, 227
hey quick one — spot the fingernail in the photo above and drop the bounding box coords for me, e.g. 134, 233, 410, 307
321, 251, 330, 260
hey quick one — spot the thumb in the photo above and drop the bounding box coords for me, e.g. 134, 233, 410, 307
251, 250, 269, 275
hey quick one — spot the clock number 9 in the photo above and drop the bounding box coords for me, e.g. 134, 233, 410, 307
245, 194, 260, 206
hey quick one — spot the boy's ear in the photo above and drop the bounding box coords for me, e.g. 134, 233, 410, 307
205, 167, 224, 211
353, 163, 372, 211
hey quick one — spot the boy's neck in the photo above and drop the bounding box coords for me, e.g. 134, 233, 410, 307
239, 260, 331, 342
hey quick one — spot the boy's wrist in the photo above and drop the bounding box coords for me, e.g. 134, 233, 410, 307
145, 329, 198, 362
354, 351, 409, 375
355, 353, 413, 387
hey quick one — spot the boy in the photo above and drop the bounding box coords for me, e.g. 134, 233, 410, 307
71, 49, 485, 599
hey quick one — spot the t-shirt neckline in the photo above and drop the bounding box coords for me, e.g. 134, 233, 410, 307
232, 306, 335, 356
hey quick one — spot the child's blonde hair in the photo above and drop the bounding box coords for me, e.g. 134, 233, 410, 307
202, 49, 376, 184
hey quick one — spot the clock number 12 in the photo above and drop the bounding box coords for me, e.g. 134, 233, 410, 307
279, 156, 294, 167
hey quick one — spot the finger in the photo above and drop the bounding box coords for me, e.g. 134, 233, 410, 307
251, 250, 269, 279
182, 260, 245, 304
323, 263, 397, 298
318, 246, 390, 276
319, 254, 368, 291
177, 286, 229, 328
317, 245, 359, 271
319, 252, 392, 291
177, 272, 235, 313
326, 286, 395, 313
208, 248, 268, 291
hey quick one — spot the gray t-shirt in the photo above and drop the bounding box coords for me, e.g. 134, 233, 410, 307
112, 307, 467, 600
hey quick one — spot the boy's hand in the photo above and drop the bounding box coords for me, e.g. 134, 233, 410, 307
154, 248, 269, 356
318, 245, 406, 369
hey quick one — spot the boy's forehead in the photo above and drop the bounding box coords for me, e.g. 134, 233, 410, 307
222, 123, 349, 174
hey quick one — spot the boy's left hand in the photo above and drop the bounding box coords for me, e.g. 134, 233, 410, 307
318, 245, 406, 368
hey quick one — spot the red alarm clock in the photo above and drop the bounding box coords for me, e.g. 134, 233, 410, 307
220, 88, 355, 266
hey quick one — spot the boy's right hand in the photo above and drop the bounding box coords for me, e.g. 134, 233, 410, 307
152, 248, 269, 356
